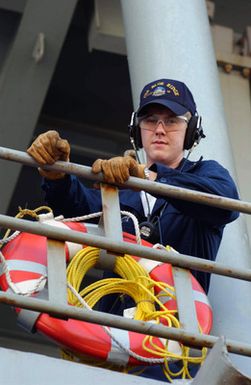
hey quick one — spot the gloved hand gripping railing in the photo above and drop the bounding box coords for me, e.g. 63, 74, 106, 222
1, 145, 251, 215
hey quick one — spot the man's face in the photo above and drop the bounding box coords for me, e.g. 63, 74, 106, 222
139, 105, 188, 168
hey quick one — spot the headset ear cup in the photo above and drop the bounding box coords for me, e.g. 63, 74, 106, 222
184, 116, 200, 150
134, 125, 142, 148
129, 113, 143, 149
129, 125, 142, 148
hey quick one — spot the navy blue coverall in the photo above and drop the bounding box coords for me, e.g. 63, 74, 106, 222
42, 156, 239, 293
42, 159, 239, 292
42, 156, 239, 381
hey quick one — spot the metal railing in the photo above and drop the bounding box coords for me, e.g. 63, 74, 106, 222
1, 145, 251, 214
0, 146, 251, 359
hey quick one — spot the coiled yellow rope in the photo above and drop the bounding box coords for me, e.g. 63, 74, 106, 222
66, 246, 207, 381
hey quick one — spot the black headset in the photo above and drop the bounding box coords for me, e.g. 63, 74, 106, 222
128, 111, 205, 151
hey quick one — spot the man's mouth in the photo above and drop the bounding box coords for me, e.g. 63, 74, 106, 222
152, 140, 167, 145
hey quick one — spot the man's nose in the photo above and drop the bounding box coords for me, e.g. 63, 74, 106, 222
155, 120, 166, 132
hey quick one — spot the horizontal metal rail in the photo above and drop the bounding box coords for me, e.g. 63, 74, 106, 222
1, 145, 251, 362
0, 146, 251, 215
0, 290, 251, 357
1, 214, 251, 281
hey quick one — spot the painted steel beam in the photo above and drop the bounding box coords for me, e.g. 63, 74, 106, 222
0, 0, 77, 214
192, 337, 251, 384
0, 0, 26, 13
0, 346, 164, 385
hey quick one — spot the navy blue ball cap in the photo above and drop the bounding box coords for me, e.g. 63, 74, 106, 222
137, 78, 197, 116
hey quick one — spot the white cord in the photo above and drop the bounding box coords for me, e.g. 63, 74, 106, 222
120, 211, 141, 245
0, 249, 46, 295
0, 249, 22, 294
61, 212, 103, 222
61, 211, 142, 245
0, 231, 21, 245
152, 243, 166, 250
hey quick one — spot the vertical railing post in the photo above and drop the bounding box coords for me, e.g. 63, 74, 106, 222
96, 184, 124, 270
47, 239, 68, 305
172, 267, 199, 333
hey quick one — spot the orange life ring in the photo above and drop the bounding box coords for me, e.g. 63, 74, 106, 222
0, 218, 212, 366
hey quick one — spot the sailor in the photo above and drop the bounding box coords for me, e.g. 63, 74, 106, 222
27, 78, 239, 294
27, 77, 240, 381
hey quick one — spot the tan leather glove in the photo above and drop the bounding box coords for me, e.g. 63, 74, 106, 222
123, 149, 137, 160
27, 130, 70, 180
92, 156, 146, 184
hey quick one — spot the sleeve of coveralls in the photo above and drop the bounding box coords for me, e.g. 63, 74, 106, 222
42, 174, 102, 218
153, 160, 240, 226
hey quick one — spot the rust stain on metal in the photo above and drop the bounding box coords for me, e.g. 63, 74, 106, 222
102, 184, 117, 194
